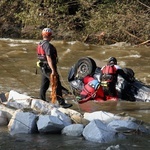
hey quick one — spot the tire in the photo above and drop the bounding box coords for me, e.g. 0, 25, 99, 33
74, 57, 97, 80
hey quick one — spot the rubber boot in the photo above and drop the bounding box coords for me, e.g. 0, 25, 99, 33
57, 99, 73, 108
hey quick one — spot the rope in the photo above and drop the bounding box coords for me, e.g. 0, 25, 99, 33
50, 74, 57, 104
57, 66, 82, 112
57, 66, 71, 92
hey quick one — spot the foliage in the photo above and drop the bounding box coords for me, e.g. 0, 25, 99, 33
0, 0, 149, 45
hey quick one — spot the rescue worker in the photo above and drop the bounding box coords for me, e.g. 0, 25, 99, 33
36, 28, 72, 108
100, 57, 131, 100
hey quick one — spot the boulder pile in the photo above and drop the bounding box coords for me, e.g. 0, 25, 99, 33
0, 90, 149, 143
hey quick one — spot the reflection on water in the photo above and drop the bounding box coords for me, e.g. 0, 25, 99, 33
0, 126, 150, 150
0, 38, 150, 149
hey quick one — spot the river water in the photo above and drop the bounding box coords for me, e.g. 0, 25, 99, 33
0, 38, 150, 150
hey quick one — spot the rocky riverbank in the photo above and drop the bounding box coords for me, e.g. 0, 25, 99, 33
0, 90, 150, 144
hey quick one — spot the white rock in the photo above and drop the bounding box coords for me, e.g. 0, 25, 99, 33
51, 108, 72, 126
62, 124, 84, 136
31, 99, 55, 114
106, 145, 120, 150
58, 108, 82, 118
8, 90, 31, 101
37, 115, 64, 133
8, 110, 37, 135
83, 119, 118, 143
84, 111, 121, 123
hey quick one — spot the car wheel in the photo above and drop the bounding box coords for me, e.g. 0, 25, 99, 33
74, 57, 97, 80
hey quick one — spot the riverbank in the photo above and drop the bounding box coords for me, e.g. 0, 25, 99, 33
0, 0, 149, 45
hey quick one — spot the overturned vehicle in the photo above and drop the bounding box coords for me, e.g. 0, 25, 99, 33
68, 57, 150, 103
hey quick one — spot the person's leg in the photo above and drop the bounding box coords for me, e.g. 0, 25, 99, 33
56, 75, 72, 108
40, 73, 49, 101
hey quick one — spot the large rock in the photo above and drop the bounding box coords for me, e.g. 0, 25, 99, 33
83, 119, 124, 143
8, 90, 31, 101
84, 111, 121, 123
107, 120, 150, 134
51, 108, 72, 126
58, 108, 88, 125
4, 90, 32, 109
37, 115, 64, 133
8, 110, 38, 135
62, 124, 84, 136
0, 110, 8, 126
31, 99, 55, 114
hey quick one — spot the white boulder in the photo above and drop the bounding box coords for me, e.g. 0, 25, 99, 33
51, 108, 72, 126
8, 90, 31, 101
31, 99, 55, 114
62, 124, 84, 136
84, 111, 121, 123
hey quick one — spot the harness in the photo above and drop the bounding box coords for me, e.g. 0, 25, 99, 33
36, 41, 58, 69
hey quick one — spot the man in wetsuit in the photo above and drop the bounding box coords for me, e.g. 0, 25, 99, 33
37, 28, 72, 108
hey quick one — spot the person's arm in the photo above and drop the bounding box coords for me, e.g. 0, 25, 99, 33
46, 55, 56, 76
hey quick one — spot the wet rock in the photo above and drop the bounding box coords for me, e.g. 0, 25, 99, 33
107, 120, 150, 134
83, 119, 121, 143
62, 124, 84, 136
106, 145, 120, 150
0, 110, 8, 126
37, 115, 64, 133
8, 110, 38, 135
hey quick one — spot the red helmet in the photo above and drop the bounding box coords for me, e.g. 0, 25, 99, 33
42, 28, 52, 37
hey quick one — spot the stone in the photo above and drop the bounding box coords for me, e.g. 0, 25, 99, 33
37, 115, 64, 133
62, 124, 84, 136
8, 110, 38, 135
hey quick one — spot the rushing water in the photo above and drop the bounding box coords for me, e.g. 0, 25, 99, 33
0, 38, 150, 150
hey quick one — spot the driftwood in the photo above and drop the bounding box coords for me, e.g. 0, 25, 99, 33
123, 29, 144, 42
137, 0, 150, 9
136, 40, 150, 46
123, 29, 150, 46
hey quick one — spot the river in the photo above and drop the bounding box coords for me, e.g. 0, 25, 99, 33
0, 38, 150, 150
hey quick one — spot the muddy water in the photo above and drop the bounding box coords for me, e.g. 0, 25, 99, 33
0, 38, 150, 150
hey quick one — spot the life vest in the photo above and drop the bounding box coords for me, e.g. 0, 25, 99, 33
101, 65, 117, 83
83, 76, 95, 85
80, 79, 100, 99
37, 41, 47, 61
